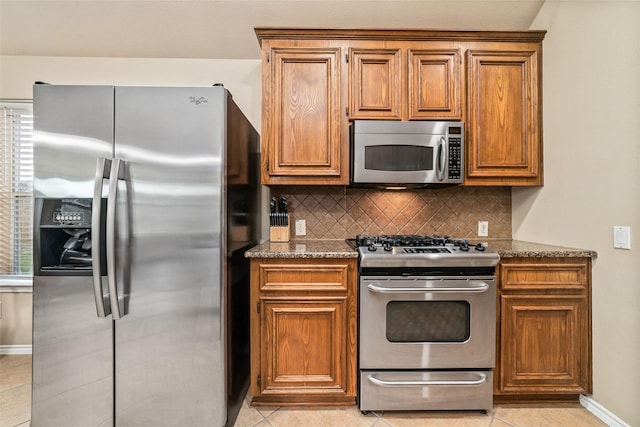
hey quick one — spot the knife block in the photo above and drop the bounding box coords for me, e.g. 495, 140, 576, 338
269, 214, 290, 242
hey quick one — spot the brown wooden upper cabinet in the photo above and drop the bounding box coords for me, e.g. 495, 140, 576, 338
255, 28, 546, 186
257, 36, 349, 185
349, 45, 461, 120
349, 48, 402, 120
466, 45, 543, 186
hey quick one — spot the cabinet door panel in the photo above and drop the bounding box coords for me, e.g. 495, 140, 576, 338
467, 49, 541, 185
500, 295, 589, 393
409, 50, 461, 119
349, 49, 402, 119
266, 47, 342, 180
261, 299, 347, 392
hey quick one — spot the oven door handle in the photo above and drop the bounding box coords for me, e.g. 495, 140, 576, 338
366, 281, 490, 294
367, 373, 487, 387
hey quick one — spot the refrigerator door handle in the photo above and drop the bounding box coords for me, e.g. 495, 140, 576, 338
92, 157, 111, 318
107, 158, 125, 319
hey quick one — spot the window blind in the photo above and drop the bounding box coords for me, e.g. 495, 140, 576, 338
1, 102, 33, 276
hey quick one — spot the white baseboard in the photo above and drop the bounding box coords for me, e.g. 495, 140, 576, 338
0, 344, 32, 355
580, 395, 630, 427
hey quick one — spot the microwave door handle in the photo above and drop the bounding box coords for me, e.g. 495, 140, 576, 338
367, 281, 490, 294
436, 136, 446, 181
92, 157, 111, 318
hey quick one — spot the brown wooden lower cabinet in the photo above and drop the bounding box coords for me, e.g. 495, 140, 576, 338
249, 255, 592, 405
249, 258, 357, 406
495, 257, 592, 402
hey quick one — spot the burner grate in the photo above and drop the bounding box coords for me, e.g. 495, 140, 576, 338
355, 234, 466, 248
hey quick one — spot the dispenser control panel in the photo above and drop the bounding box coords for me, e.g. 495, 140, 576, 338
53, 211, 85, 224
41, 198, 92, 227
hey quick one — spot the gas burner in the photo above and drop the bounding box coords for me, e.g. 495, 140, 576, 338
355, 234, 463, 248
350, 234, 499, 268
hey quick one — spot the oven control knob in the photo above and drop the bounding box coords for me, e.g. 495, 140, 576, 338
367, 244, 377, 252
475, 243, 486, 252
383, 242, 392, 252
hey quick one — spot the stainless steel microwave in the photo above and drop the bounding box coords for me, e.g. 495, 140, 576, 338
351, 120, 464, 186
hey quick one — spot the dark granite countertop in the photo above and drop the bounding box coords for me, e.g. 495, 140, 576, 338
245, 239, 358, 259
245, 239, 597, 259
484, 240, 597, 258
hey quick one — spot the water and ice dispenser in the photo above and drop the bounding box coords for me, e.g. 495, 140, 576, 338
35, 198, 106, 275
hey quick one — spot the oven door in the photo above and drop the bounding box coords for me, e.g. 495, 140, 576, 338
359, 275, 496, 369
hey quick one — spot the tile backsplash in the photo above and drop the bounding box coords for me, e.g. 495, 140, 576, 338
270, 186, 511, 239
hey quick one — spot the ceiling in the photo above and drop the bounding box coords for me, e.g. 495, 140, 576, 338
0, 0, 545, 60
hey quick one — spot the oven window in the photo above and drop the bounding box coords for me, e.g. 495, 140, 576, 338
386, 301, 470, 342
364, 145, 433, 171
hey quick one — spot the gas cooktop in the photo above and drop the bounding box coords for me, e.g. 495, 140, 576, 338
347, 234, 500, 269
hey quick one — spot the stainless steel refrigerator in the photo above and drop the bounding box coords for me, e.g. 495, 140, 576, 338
32, 84, 259, 427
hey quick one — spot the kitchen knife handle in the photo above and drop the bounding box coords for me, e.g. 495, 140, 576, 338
92, 157, 111, 318
270, 197, 277, 226
107, 158, 123, 319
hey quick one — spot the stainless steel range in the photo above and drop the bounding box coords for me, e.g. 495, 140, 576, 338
350, 235, 500, 413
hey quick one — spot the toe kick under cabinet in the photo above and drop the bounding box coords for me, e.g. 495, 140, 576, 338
495, 257, 592, 402
249, 258, 357, 406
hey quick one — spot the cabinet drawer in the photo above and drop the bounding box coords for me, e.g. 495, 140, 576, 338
257, 262, 350, 293
500, 261, 588, 292
360, 370, 493, 412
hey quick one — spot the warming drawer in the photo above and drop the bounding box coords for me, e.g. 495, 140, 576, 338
359, 370, 493, 412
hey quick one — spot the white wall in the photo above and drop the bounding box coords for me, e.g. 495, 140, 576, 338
0, 56, 262, 131
515, 2, 640, 425
0, 292, 32, 346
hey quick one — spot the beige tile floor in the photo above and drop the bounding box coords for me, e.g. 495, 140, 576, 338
1, 355, 607, 427
0, 355, 31, 427
235, 397, 608, 427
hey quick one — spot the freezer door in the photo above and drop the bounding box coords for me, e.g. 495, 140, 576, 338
113, 86, 227, 426
32, 85, 114, 427
33, 85, 113, 198
31, 276, 114, 427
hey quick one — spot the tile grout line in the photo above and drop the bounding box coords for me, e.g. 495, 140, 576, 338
255, 405, 279, 427
492, 412, 518, 427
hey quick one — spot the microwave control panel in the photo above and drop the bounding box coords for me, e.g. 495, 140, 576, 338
448, 137, 462, 180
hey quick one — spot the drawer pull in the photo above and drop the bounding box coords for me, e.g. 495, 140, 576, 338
367, 373, 487, 387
